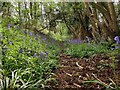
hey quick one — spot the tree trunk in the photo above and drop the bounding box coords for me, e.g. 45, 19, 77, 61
108, 2, 119, 34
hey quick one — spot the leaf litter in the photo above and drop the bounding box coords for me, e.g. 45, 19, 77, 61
48, 54, 120, 90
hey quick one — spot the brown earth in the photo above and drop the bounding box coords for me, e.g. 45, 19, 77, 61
48, 54, 120, 90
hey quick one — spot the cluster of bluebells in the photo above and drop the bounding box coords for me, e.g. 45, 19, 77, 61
18, 47, 49, 64
34, 51, 49, 60
39, 51, 49, 60
69, 39, 82, 44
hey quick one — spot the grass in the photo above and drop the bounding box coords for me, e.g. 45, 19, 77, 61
65, 41, 112, 58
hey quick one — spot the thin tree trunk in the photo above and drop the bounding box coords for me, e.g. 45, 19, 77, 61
83, 2, 101, 41
108, 2, 119, 34
30, 2, 33, 19
18, 2, 21, 22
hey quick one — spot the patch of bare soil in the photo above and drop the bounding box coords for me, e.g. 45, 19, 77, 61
48, 54, 120, 90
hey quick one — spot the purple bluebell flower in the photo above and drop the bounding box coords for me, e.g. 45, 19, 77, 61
8, 24, 14, 31
19, 47, 24, 53
8, 24, 14, 27
115, 46, 119, 49
44, 51, 49, 60
114, 36, 120, 50
114, 36, 120, 44
17, 26, 21, 30
45, 51, 49, 56
40, 53, 44, 59
34, 53, 37, 57
86, 36, 91, 43
26, 59, 29, 64
2, 50, 5, 55
111, 47, 114, 51
8, 25, 10, 31
86, 36, 91, 47
29, 32, 33, 36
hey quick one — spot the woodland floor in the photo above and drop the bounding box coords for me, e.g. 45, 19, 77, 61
48, 54, 120, 90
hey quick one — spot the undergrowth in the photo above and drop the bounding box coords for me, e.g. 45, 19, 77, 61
0, 23, 60, 89
65, 42, 112, 58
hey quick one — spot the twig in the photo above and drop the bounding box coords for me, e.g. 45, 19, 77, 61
76, 62, 83, 70
73, 83, 81, 88
64, 71, 72, 77
92, 73, 114, 89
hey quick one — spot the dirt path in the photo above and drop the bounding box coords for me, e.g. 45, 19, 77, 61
48, 54, 120, 90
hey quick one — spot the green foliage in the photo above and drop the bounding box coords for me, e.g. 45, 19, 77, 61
0, 23, 60, 89
65, 43, 111, 58
50, 23, 69, 41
